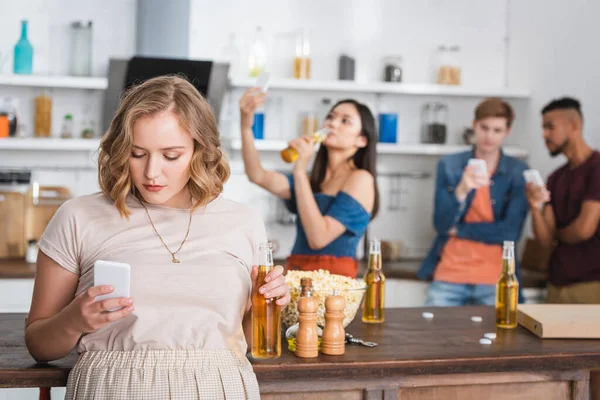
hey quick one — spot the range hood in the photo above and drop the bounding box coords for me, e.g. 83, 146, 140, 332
102, 56, 229, 134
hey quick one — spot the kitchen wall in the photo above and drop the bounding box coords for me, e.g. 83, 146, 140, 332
1, 2, 599, 398
508, 0, 600, 179
189, 0, 508, 86
1, 0, 529, 261
2, 0, 599, 260
0, 0, 136, 139
0, 0, 137, 77
0, 0, 137, 198
190, 0, 528, 258
507, 0, 600, 238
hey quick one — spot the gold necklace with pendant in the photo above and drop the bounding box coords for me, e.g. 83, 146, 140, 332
139, 198, 193, 264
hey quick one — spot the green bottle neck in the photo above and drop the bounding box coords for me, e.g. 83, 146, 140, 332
20, 22, 28, 40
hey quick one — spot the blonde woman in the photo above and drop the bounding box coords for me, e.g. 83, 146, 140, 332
24, 76, 290, 399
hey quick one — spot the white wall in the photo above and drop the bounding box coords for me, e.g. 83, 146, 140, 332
507, 0, 600, 179
190, 0, 508, 86
190, 0, 529, 258
0, 0, 137, 77
0, 0, 137, 198
2, 2, 596, 397
2, 0, 528, 262
7, 0, 600, 262
0, 0, 136, 137
137, 0, 191, 58
507, 0, 600, 238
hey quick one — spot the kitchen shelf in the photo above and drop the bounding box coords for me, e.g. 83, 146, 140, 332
0, 74, 108, 90
0, 138, 101, 151
227, 138, 529, 158
229, 78, 531, 99
376, 143, 529, 157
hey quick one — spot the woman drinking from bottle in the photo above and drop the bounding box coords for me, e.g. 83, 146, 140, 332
239, 88, 379, 278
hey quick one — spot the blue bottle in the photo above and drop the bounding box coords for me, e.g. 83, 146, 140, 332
14, 20, 33, 75
378, 113, 398, 143
252, 112, 265, 140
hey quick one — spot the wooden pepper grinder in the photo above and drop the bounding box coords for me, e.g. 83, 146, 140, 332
295, 277, 319, 358
321, 291, 346, 355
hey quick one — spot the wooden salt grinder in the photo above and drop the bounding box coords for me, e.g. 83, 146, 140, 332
296, 278, 319, 358
321, 292, 346, 355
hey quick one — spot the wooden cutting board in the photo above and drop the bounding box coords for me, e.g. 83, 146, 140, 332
24, 186, 71, 243
518, 304, 600, 338
0, 191, 26, 258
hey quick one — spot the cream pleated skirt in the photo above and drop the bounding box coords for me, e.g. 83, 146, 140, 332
65, 349, 261, 400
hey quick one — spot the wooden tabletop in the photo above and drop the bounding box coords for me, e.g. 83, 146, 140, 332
3, 307, 600, 388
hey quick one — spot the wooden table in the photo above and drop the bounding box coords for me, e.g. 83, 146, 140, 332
2, 307, 598, 400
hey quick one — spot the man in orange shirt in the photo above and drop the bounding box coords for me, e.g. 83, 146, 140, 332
419, 98, 529, 306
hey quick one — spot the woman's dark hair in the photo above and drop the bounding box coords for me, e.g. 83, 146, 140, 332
309, 99, 380, 218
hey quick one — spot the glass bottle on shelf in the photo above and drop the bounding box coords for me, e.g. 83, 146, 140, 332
60, 114, 73, 138
0, 97, 18, 137
70, 21, 92, 76
34, 92, 52, 137
317, 98, 332, 125
80, 119, 95, 139
448, 45, 461, 85
300, 111, 319, 138
436, 45, 450, 84
80, 104, 96, 138
248, 26, 267, 77
294, 28, 311, 79
420, 102, 448, 144
384, 56, 403, 82
436, 45, 461, 85
14, 20, 33, 75
220, 33, 241, 79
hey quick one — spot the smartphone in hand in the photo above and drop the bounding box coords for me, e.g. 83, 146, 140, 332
523, 169, 545, 187
93, 260, 131, 311
256, 71, 271, 93
468, 158, 488, 175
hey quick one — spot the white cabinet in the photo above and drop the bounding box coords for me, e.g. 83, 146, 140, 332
0, 279, 34, 313
0, 388, 66, 400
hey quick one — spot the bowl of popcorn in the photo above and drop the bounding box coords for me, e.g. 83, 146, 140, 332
282, 269, 367, 329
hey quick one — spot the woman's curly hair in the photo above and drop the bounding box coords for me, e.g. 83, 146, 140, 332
98, 75, 230, 218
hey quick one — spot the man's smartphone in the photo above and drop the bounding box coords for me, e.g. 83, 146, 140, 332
523, 169, 545, 187
468, 158, 488, 175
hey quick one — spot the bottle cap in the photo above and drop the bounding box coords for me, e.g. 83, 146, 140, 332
421, 312, 434, 319
258, 242, 273, 250
300, 278, 312, 288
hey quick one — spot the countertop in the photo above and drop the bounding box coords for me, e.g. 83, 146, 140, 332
0, 257, 548, 288
2, 307, 600, 388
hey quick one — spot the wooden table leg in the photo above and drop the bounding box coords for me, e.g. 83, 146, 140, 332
591, 370, 600, 400
39, 387, 51, 400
